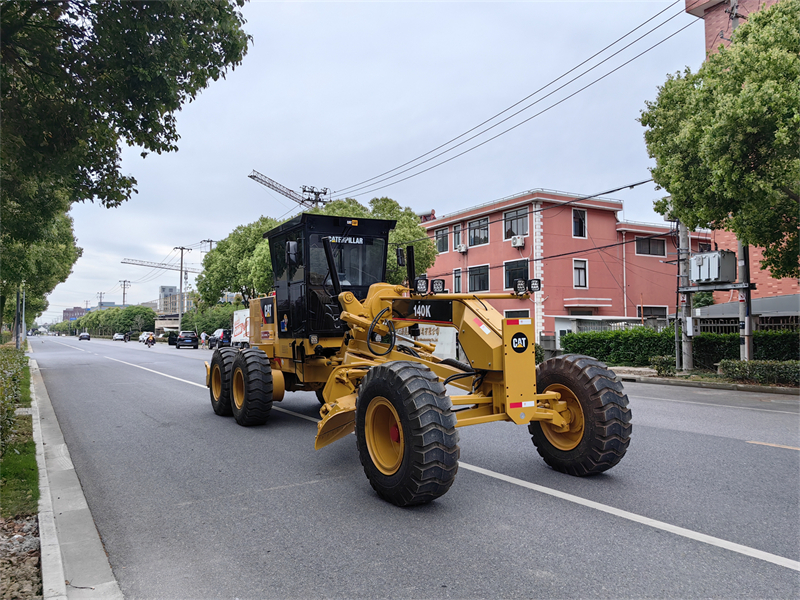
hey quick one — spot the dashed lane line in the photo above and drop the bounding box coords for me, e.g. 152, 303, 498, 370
86, 356, 800, 573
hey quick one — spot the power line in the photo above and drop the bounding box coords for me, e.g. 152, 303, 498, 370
333, 1, 684, 197
337, 17, 698, 201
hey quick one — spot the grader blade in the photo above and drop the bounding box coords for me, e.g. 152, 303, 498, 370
314, 393, 357, 450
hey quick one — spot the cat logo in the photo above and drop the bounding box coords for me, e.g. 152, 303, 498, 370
511, 332, 528, 353
346, 219, 358, 226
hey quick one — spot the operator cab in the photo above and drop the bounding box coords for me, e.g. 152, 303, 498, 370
266, 213, 396, 340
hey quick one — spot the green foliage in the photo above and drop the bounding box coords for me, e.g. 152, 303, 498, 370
197, 216, 282, 307
317, 197, 437, 285
564, 328, 798, 369
641, 0, 800, 278
693, 292, 714, 308
0, 213, 83, 333
534, 343, 543, 365
0, 347, 27, 457
561, 328, 675, 366
753, 329, 800, 361
691, 332, 740, 369
181, 303, 239, 333
649, 355, 676, 377
719, 359, 800, 386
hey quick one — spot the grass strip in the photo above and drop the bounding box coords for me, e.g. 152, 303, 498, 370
0, 414, 39, 518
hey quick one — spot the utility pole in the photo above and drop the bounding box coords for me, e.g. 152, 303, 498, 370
175, 246, 192, 330
726, 0, 753, 361
119, 280, 131, 306
201, 239, 216, 253
678, 221, 693, 371
96, 292, 104, 307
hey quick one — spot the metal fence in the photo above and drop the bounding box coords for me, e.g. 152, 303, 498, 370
574, 318, 670, 334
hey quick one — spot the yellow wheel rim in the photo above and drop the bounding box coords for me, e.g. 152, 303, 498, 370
232, 368, 245, 410
211, 365, 222, 400
541, 384, 585, 451
365, 397, 404, 475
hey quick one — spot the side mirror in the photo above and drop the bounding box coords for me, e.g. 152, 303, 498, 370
286, 240, 298, 266
396, 247, 406, 267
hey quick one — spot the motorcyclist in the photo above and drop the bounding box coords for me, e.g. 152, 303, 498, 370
146, 333, 155, 347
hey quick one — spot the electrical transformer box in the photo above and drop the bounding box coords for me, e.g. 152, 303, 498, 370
690, 250, 737, 283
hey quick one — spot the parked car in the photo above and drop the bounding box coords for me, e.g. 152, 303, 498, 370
139, 332, 153, 343
112, 333, 125, 341
208, 328, 232, 349
175, 331, 199, 349
78, 332, 90, 341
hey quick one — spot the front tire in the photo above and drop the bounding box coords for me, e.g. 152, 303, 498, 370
231, 348, 273, 426
355, 361, 459, 506
529, 354, 631, 476
209, 348, 237, 416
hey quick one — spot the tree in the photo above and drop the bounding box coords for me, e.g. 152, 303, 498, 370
317, 197, 437, 285
1, 1, 251, 245
693, 291, 715, 309
196, 216, 282, 307
0, 213, 83, 332
640, 0, 799, 279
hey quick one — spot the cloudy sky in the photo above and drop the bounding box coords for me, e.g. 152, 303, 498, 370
40, 0, 707, 324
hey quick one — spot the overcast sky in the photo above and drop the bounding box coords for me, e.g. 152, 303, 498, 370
39, 0, 707, 324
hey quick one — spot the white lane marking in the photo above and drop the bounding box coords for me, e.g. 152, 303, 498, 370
273, 406, 320, 423
458, 462, 800, 572
631, 395, 799, 415
746, 441, 800, 451
73, 354, 800, 572
50, 340, 93, 354
104, 356, 206, 388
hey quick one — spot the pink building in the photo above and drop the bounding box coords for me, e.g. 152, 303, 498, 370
423, 189, 710, 343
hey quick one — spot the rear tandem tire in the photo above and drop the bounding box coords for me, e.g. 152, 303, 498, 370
209, 348, 237, 416
231, 348, 273, 426
355, 361, 459, 507
528, 354, 631, 476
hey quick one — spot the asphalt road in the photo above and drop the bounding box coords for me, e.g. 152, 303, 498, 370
32, 336, 800, 599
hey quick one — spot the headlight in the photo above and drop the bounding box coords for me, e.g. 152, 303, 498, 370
431, 279, 445, 294
414, 278, 428, 294
528, 278, 542, 293
514, 278, 528, 295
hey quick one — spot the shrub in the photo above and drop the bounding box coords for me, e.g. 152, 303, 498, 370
649, 355, 676, 377
719, 359, 800, 386
534, 343, 543, 365
753, 330, 799, 361
561, 328, 674, 366
0, 347, 27, 456
692, 333, 739, 369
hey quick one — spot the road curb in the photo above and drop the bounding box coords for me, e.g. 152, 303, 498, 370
29, 357, 123, 599
617, 374, 800, 396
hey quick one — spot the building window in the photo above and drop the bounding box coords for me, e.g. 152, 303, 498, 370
468, 265, 489, 292
635, 237, 666, 256
573, 209, 586, 238
453, 224, 462, 249
570, 309, 593, 316
505, 309, 530, 319
637, 306, 668, 318
468, 218, 488, 246
504, 259, 528, 289
435, 228, 448, 253
573, 259, 587, 288
504, 208, 528, 239
453, 269, 461, 293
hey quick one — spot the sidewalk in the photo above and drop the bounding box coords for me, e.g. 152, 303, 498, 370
612, 366, 800, 396
29, 356, 123, 600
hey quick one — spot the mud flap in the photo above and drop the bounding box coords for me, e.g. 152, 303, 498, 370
315, 393, 357, 450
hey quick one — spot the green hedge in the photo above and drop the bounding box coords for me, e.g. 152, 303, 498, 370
0, 347, 27, 457
562, 328, 798, 369
720, 359, 800, 386
561, 328, 674, 366
649, 355, 676, 377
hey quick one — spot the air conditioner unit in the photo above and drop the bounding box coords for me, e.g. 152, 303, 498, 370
456, 244, 467, 253
511, 235, 525, 248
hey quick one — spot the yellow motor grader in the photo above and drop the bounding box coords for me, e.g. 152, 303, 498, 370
206, 213, 631, 506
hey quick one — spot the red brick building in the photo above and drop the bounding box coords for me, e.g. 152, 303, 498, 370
423, 189, 710, 342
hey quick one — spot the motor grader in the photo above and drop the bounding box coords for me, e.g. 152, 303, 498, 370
205, 213, 632, 506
